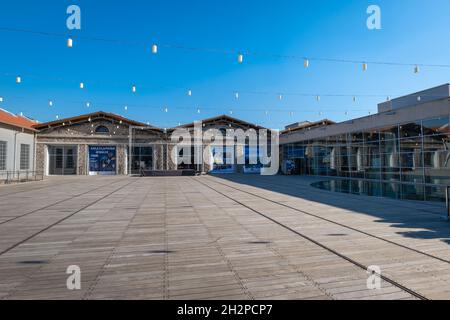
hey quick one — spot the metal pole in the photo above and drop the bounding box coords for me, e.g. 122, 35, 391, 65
447, 187, 450, 220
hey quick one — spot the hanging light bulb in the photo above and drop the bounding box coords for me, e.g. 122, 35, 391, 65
0, 97, 3, 103
88, 117, 92, 122
67, 37, 73, 48
56, 115, 59, 119
188, 89, 192, 96
132, 85, 136, 93
237, 53, 244, 64
265, 110, 269, 116
414, 65, 420, 74
278, 94, 283, 101
119, 120, 123, 124
345, 111, 348, 115
417, 95, 421, 101
386, 96, 391, 101
362, 62, 368, 71
316, 95, 320, 102
80, 82, 84, 89
304, 58, 310, 68
289, 111, 294, 117
16, 76, 21, 84
229, 110, 233, 115
197, 108, 201, 114
235, 92, 239, 100
124, 105, 128, 111
49, 100, 53, 107
353, 96, 357, 102
151, 44, 158, 54
164, 107, 168, 113
86, 102, 90, 108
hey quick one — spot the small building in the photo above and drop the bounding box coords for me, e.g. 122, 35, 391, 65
0, 108, 38, 181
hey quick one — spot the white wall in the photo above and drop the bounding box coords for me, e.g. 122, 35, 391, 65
0, 124, 36, 173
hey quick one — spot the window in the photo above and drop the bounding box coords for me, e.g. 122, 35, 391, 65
20, 144, 30, 170
0, 141, 6, 170
95, 125, 110, 134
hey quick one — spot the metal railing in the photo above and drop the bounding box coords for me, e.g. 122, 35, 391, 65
0, 171, 44, 184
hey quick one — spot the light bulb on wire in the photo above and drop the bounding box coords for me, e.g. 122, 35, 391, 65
304, 58, 310, 68
67, 37, 73, 48
237, 53, 244, 64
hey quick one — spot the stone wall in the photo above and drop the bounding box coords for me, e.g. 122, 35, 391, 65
78, 145, 87, 175
35, 143, 45, 174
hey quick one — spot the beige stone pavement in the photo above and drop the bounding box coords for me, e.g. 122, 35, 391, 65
0, 174, 448, 300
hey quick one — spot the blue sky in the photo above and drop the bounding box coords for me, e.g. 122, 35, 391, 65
0, 0, 450, 129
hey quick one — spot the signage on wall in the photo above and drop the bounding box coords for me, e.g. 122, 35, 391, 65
88, 146, 117, 175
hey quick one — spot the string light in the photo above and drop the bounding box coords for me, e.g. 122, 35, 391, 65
164, 107, 168, 113
124, 105, 128, 111
304, 58, 310, 68
16, 76, 21, 84
86, 102, 90, 107
151, 44, 158, 54
56, 115, 59, 119
414, 65, 420, 74
187, 89, 192, 96
353, 96, 356, 102
67, 37, 73, 48
197, 108, 201, 114
229, 110, 233, 115
362, 62, 368, 72
132, 85, 136, 93
316, 95, 320, 102
0, 97, 3, 103
235, 92, 239, 100
237, 53, 244, 64
278, 94, 283, 101
48, 100, 53, 107
80, 82, 84, 89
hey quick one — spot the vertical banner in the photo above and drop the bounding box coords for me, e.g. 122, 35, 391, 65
89, 146, 117, 175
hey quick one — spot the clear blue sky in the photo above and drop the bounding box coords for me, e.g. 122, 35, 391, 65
0, 0, 450, 129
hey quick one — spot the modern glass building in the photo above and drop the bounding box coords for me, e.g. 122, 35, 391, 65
280, 84, 450, 202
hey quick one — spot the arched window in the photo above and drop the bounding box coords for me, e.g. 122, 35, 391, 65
95, 125, 110, 134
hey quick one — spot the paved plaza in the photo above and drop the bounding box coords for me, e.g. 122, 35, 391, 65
0, 175, 449, 300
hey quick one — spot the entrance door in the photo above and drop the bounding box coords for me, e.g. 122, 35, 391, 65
48, 146, 77, 175
130, 146, 153, 174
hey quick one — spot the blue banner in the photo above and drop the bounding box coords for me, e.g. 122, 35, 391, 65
89, 146, 116, 174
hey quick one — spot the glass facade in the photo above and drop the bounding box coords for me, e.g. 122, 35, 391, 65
130, 146, 153, 174
283, 115, 450, 202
